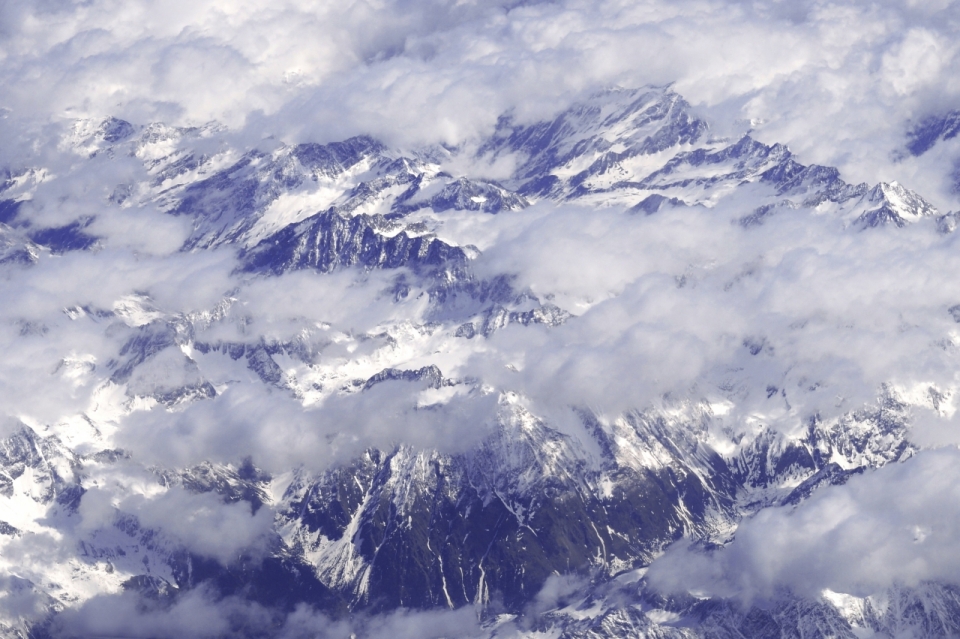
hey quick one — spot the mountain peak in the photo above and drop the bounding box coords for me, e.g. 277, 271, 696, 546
854, 180, 938, 228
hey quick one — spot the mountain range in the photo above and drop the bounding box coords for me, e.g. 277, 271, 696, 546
1, 85, 958, 638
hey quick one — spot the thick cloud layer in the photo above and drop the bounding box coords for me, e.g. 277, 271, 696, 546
4, 1, 960, 636
647, 446, 960, 599
3, 1, 960, 201
469, 199, 960, 423
54, 596, 492, 639
60, 195, 959, 473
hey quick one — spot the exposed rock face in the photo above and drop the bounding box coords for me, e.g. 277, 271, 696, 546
1, 86, 957, 638
240, 208, 468, 276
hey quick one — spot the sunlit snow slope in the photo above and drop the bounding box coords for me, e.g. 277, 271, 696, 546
2, 86, 960, 638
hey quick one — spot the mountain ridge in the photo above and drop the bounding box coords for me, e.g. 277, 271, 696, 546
1, 84, 958, 638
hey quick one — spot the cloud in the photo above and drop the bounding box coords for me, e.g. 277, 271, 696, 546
14, 173, 960, 472
4, 0, 960, 201
115, 368, 502, 472
51, 586, 272, 639
55, 594, 493, 639
73, 484, 275, 564
0, 246, 236, 424
0, 0, 535, 132
125, 488, 275, 564
646, 446, 960, 600
6, 0, 960, 632
882, 28, 950, 97
463, 197, 960, 427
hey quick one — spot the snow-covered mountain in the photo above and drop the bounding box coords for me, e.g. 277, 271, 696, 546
2, 85, 959, 638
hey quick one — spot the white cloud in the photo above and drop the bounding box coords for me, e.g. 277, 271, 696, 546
6, 0, 960, 630
72, 480, 274, 565
464, 197, 960, 425
647, 446, 960, 600
115, 370, 502, 472
52, 586, 267, 639
882, 28, 950, 97
57, 594, 493, 639
123, 487, 275, 564
3, 0, 960, 200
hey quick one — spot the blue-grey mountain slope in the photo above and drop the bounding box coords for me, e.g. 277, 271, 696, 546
0, 85, 957, 639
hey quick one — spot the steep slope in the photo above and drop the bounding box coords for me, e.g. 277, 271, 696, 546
0, 85, 958, 638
